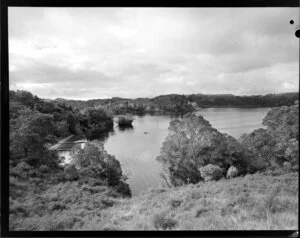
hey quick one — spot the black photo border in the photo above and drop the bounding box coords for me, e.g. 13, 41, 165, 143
1, 0, 299, 237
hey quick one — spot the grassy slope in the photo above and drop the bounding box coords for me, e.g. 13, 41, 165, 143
82, 172, 298, 230
10, 172, 298, 230
9, 180, 128, 231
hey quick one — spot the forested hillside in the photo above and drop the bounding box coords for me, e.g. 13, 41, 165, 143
52, 92, 299, 115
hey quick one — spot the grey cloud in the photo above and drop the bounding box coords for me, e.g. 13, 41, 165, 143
10, 57, 117, 86
8, 8, 299, 99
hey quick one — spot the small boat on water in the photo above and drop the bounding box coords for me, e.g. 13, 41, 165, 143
114, 114, 134, 126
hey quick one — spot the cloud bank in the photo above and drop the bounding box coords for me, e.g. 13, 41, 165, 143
9, 7, 299, 99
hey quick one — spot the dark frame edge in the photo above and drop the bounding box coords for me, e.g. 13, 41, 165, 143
1, 0, 299, 237
1, 0, 10, 237
4, 0, 300, 7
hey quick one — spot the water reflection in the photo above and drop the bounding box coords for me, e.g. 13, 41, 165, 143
85, 127, 115, 142
118, 124, 134, 131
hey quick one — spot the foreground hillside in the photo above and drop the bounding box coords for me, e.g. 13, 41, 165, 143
11, 171, 298, 230
80, 172, 298, 230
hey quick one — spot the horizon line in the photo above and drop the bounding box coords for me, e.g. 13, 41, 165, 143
50, 91, 300, 102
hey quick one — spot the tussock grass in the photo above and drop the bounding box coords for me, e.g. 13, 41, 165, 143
10, 172, 298, 230
80, 172, 298, 230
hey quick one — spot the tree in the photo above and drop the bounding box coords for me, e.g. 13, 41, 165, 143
157, 113, 252, 186
174, 95, 194, 116
263, 104, 299, 140
199, 164, 223, 181
10, 108, 59, 168
239, 128, 275, 168
34, 101, 62, 114
70, 141, 124, 186
12, 90, 40, 108
264, 105, 299, 167
66, 112, 79, 134
82, 107, 113, 132
240, 104, 299, 169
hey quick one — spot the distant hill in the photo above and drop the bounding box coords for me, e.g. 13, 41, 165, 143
9, 89, 299, 114
51, 92, 299, 111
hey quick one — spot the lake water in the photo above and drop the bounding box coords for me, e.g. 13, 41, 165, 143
90, 107, 270, 196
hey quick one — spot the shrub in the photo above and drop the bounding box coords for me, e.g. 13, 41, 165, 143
264, 185, 281, 211
199, 164, 223, 181
152, 211, 178, 230
39, 164, 50, 173
83, 107, 113, 128
101, 199, 115, 208
69, 141, 131, 197
195, 208, 209, 217
283, 162, 292, 172
170, 199, 183, 208
113, 181, 132, 197
55, 121, 70, 137
291, 164, 298, 171
226, 165, 238, 179
48, 202, 67, 211
64, 165, 79, 181
10, 162, 32, 179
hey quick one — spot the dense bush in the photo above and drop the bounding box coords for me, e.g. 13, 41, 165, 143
55, 121, 71, 137
240, 104, 299, 170
199, 164, 223, 181
226, 165, 238, 179
83, 107, 112, 125
157, 113, 256, 186
34, 101, 62, 114
9, 108, 61, 168
78, 107, 114, 133
152, 211, 178, 230
70, 141, 129, 189
9, 90, 40, 108
187, 93, 298, 108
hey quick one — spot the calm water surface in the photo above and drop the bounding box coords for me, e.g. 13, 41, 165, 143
90, 108, 270, 196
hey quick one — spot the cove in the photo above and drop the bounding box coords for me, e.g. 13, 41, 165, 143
88, 107, 270, 196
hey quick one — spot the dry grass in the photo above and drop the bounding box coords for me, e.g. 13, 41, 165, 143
78, 172, 298, 230
10, 172, 298, 230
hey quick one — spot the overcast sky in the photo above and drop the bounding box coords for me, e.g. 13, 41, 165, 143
9, 7, 299, 100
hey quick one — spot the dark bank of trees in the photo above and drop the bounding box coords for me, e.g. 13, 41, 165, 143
187, 92, 299, 108
157, 103, 299, 187
10, 90, 115, 137
52, 92, 299, 115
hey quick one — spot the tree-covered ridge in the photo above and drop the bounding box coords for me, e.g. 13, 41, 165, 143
187, 92, 299, 108
52, 92, 299, 114
10, 89, 299, 116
